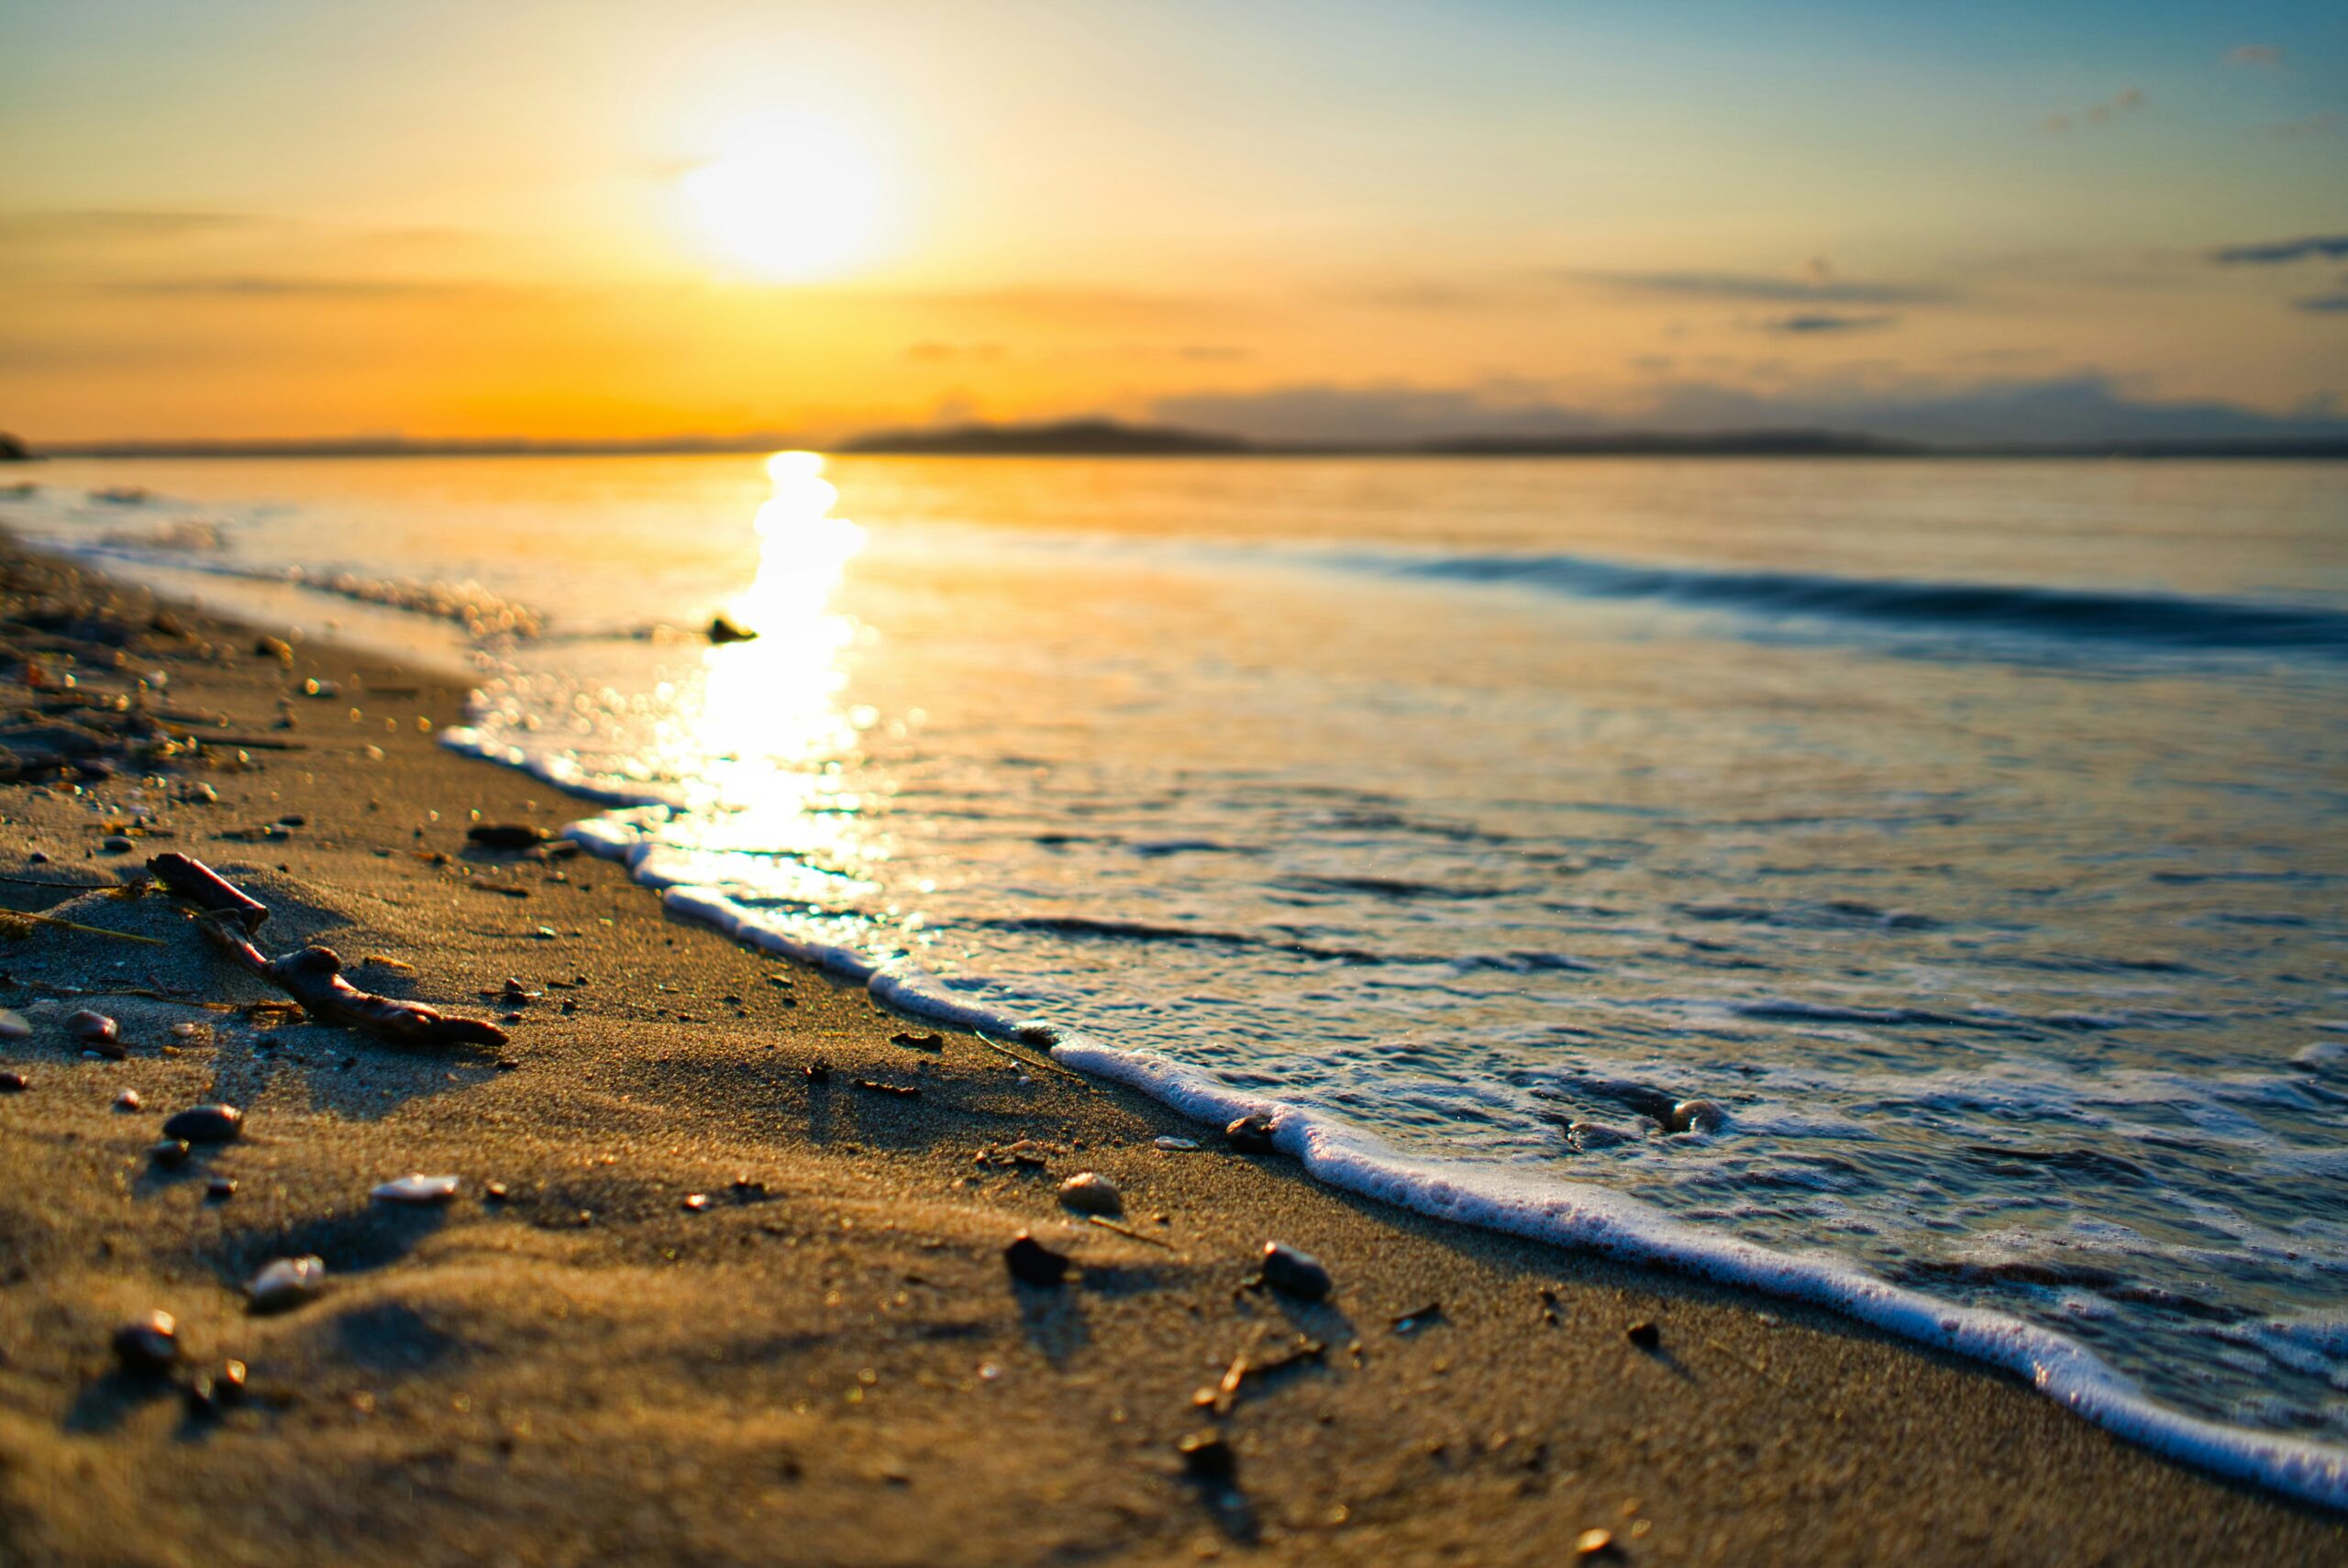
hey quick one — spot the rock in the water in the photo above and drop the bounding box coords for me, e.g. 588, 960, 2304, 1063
1625, 1320, 1661, 1349
1566, 1120, 1635, 1153
1004, 1231, 1070, 1286
149, 1138, 191, 1168
112, 1309, 179, 1374
67, 1010, 118, 1046
1058, 1172, 1123, 1216
1667, 1098, 1727, 1134
372, 1174, 460, 1204
1259, 1242, 1333, 1301
161, 1103, 242, 1143
1177, 1430, 1235, 1482
0, 1071, 26, 1093
247, 1255, 327, 1313
1224, 1112, 1276, 1154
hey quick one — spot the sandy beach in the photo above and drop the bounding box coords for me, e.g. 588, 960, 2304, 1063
1, 529, 2341, 1567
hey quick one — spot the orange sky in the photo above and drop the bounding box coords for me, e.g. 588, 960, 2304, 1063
3, 1, 2342, 442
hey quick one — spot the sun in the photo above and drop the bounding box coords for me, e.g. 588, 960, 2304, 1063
681, 119, 883, 282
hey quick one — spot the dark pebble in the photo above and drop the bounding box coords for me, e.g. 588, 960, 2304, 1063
101, 835, 135, 853
1224, 1112, 1276, 1154
1259, 1242, 1334, 1301
149, 1138, 191, 1168
205, 1175, 238, 1200
1177, 1430, 1236, 1482
805, 1061, 832, 1083
66, 1010, 118, 1046
184, 1358, 248, 1418
1004, 1232, 1070, 1287
1626, 1320, 1661, 1349
890, 1031, 944, 1051
112, 1309, 180, 1375
0, 1071, 26, 1094
161, 1103, 243, 1143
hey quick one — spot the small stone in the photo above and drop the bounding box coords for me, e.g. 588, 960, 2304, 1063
0, 1008, 28, 1040
1153, 1136, 1201, 1152
102, 835, 135, 853
681, 1193, 710, 1212
1224, 1112, 1276, 1154
1004, 1231, 1070, 1287
890, 1031, 944, 1051
112, 1309, 179, 1375
804, 1061, 832, 1083
1058, 1172, 1123, 1216
1259, 1242, 1334, 1301
1576, 1528, 1615, 1557
149, 1138, 191, 1168
0, 1071, 27, 1094
1667, 1099, 1727, 1134
484, 1180, 510, 1201
1626, 1320, 1661, 1350
371, 1174, 460, 1205
1567, 1120, 1635, 1152
247, 1255, 327, 1313
67, 1010, 118, 1047
205, 1175, 238, 1201
1176, 1430, 1235, 1482
114, 1089, 143, 1112
161, 1103, 243, 1143
185, 1358, 249, 1418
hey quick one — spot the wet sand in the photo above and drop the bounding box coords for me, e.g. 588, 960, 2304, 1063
0, 533, 2341, 1565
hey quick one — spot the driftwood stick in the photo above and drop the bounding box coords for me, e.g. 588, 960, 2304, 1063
1, 910, 167, 945
150, 853, 507, 1050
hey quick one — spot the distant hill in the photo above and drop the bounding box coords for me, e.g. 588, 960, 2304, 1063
1418, 428, 1918, 457
839, 418, 1250, 456
0, 432, 29, 462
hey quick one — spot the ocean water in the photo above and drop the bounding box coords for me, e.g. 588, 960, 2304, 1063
9, 453, 2348, 1505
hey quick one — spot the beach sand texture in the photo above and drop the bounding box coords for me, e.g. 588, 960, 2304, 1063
1, 536, 2341, 1566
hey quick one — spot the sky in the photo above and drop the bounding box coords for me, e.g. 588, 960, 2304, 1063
2, 0, 2343, 444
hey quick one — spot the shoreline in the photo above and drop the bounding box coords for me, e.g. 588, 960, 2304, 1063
2, 530, 2342, 1564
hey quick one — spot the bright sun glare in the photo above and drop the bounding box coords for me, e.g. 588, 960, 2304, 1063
681, 120, 882, 282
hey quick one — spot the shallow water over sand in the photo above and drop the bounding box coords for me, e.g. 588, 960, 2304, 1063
11, 454, 2348, 1483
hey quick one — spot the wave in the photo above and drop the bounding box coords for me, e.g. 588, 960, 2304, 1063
1366, 550, 2348, 657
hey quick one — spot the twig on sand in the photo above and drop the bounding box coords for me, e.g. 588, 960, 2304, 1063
1087, 1214, 1180, 1253
0, 910, 165, 945
973, 1031, 1088, 1083
146, 853, 508, 1050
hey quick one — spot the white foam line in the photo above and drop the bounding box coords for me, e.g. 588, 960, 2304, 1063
442, 723, 2348, 1513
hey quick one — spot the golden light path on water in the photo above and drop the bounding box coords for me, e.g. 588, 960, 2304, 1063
637, 451, 888, 924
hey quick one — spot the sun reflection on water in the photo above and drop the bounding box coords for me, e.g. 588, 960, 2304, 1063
643, 451, 883, 914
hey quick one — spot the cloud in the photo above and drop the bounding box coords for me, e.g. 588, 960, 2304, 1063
2297, 294, 2348, 315
2274, 112, 2340, 138
1755, 313, 1897, 335
2226, 45, 2286, 68
1149, 373, 2348, 447
102, 275, 499, 299
0, 209, 263, 242
2044, 87, 2146, 133
907, 340, 1006, 362
2210, 235, 2348, 264
1579, 271, 1947, 305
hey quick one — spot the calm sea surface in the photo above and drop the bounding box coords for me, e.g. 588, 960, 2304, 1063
10, 454, 2348, 1485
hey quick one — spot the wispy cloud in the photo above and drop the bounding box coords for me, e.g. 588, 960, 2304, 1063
1582, 270, 1947, 305
2210, 235, 2348, 265
103, 275, 499, 299
2043, 86, 2146, 135
1755, 312, 1897, 335
2297, 293, 2348, 315
2226, 45, 2286, 68
2273, 112, 2341, 139
0, 209, 266, 246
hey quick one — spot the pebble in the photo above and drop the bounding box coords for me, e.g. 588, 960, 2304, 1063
247, 1255, 327, 1313
1575, 1528, 1615, 1557
67, 1010, 118, 1046
1058, 1172, 1123, 1216
184, 1359, 248, 1417
114, 1089, 143, 1112
1626, 1320, 1661, 1349
1153, 1136, 1201, 1152
205, 1175, 238, 1200
1667, 1099, 1728, 1134
371, 1174, 461, 1205
161, 1103, 243, 1143
1003, 1231, 1070, 1287
890, 1031, 944, 1051
1176, 1430, 1236, 1482
1259, 1242, 1334, 1301
681, 1193, 710, 1212
0, 1008, 28, 1040
1224, 1112, 1276, 1154
112, 1309, 180, 1375
149, 1138, 191, 1168
0, 1071, 26, 1094
1567, 1121, 1635, 1152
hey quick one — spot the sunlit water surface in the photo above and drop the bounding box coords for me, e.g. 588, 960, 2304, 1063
10, 455, 2348, 1474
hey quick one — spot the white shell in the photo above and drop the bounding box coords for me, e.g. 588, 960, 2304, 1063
247, 1254, 327, 1311
1153, 1136, 1202, 1152
371, 1174, 460, 1204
